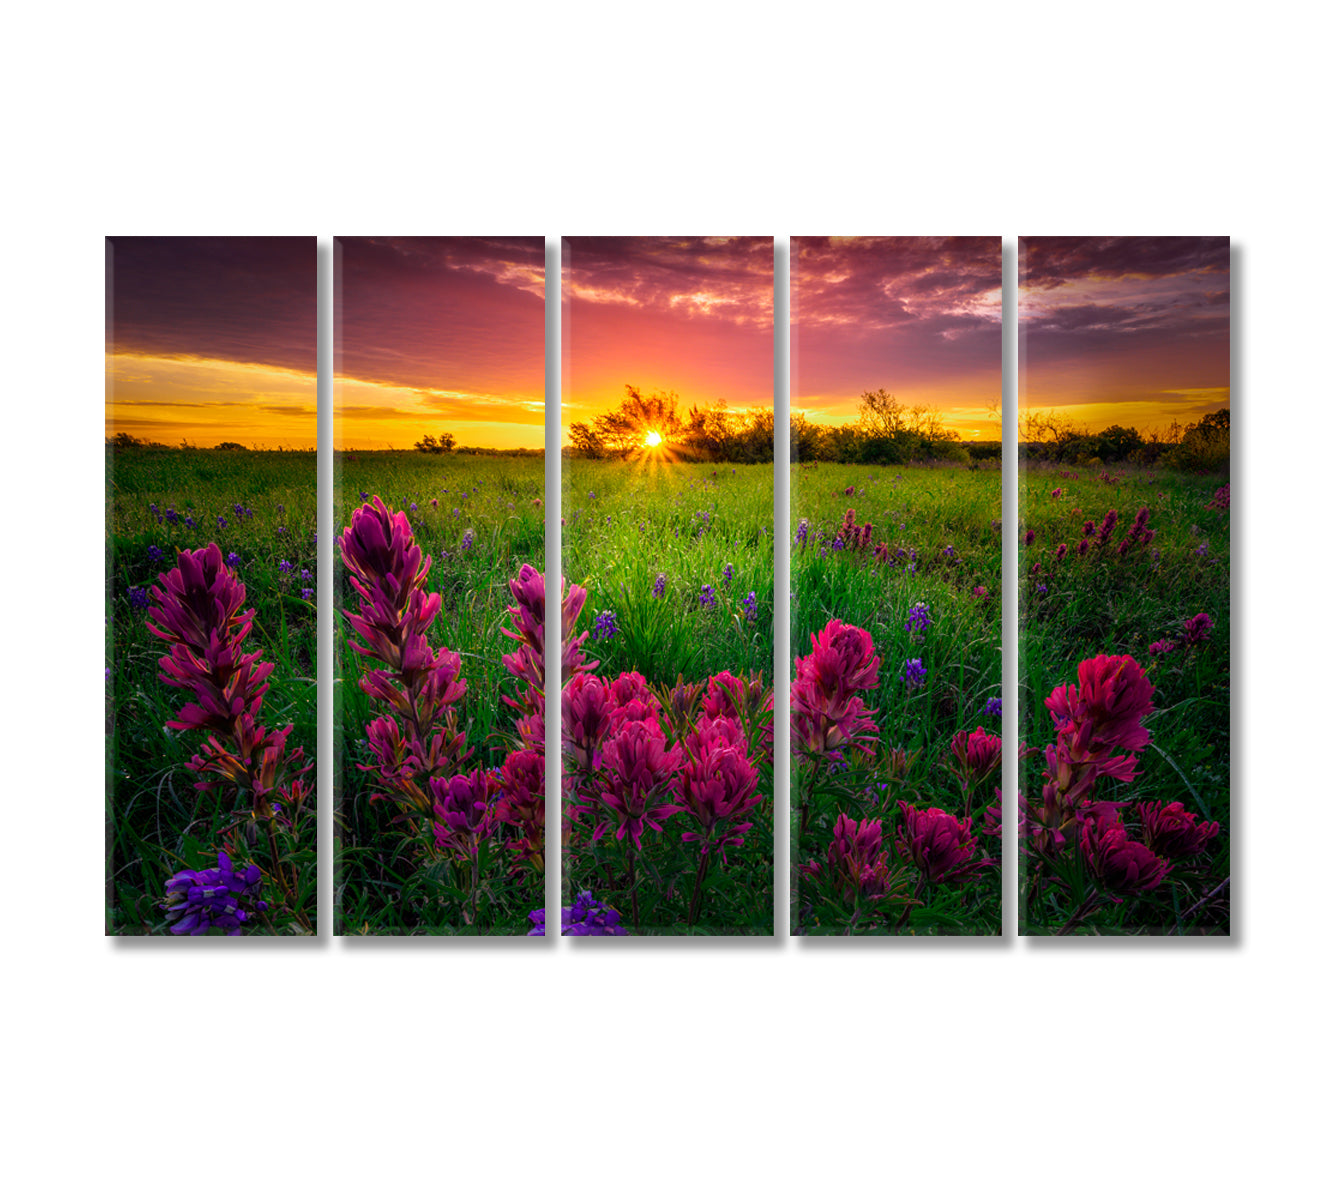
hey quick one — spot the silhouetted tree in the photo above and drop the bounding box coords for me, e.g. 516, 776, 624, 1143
414, 432, 456, 454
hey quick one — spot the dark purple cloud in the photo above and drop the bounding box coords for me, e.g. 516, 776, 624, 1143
1020, 236, 1229, 289
563, 236, 773, 326
792, 237, 1001, 401
1019, 236, 1231, 405
336, 236, 544, 393
107, 237, 315, 371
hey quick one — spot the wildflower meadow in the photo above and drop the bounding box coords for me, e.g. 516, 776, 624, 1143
1019, 465, 1230, 934
335, 451, 546, 934
561, 459, 776, 934
106, 446, 318, 934
791, 464, 1002, 934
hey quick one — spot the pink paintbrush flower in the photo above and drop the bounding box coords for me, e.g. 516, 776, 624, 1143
895, 802, 991, 883
587, 719, 682, 850
1138, 800, 1220, 860
1080, 816, 1169, 894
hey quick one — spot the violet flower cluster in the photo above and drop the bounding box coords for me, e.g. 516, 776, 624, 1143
162, 851, 267, 935
528, 892, 628, 936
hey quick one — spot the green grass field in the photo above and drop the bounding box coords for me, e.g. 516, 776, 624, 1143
334, 451, 546, 934
791, 462, 1003, 935
106, 447, 318, 934
1019, 464, 1230, 934
560, 457, 776, 934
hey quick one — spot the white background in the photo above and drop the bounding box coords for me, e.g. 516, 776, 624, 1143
6, 3, 1327, 1197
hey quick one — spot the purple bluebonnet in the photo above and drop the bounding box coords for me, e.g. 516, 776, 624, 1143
699, 584, 717, 609
794, 519, 808, 547
279, 560, 294, 574
183, 515, 196, 529
165, 508, 179, 525
527, 891, 628, 936
742, 591, 758, 623
591, 609, 619, 641
301, 588, 314, 601
461, 528, 475, 552
900, 657, 927, 692
722, 562, 734, 583
652, 572, 667, 599
217, 516, 228, 530
126, 585, 149, 610
162, 851, 267, 935
226, 551, 241, 568
983, 696, 1002, 718
234, 503, 245, 517
300, 569, 312, 582
147, 545, 163, 564
904, 601, 932, 634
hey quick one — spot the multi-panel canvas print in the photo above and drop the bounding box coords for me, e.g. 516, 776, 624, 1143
560, 236, 776, 935
790, 237, 1002, 935
1018, 236, 1230, 936
333, 237, 546, 935
105, 236, 317, 935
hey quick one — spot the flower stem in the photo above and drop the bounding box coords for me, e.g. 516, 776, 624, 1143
627, 843, 641, 933
688, 847, 710, 928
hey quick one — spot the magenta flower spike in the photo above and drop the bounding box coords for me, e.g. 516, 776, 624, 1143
587, 719, 682, 850
340, 497, 440, 671
562, 672, 613, 775
340, 499, 474, 813
430, 769, 500, 860
669, 716, 761, 857
791, 618, 882, 761
497, 748, 545, 872
561, 577, 598, 681
500, 563, 546, 694
1138, 800, 1220, 860
1045, 653, 1155, 760
605, 670, 661, 719
145, 544, 310, 824
806, 619, 880, 695
895, 802, 990, 884
802, 813, 895, 903
949, 726, 1004, 791
1080, 817, 1170, 894
703, 670, 774, 762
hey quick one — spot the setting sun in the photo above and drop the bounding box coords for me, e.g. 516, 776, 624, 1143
644, 429, 663, 447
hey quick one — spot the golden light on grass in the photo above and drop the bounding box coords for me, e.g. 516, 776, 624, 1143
644, 429, 663, 448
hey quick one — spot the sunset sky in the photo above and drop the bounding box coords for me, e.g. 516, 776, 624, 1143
106, 237, 316, 449
562, 236, 773, 440
792, 237, 1001, 440
336, 237, 545, 450
1020, 236, 1230, 434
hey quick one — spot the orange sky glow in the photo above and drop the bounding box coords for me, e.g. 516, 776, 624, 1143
106, 237, 316, 449
335, 236, 545, 450
562, 236, 774, 441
